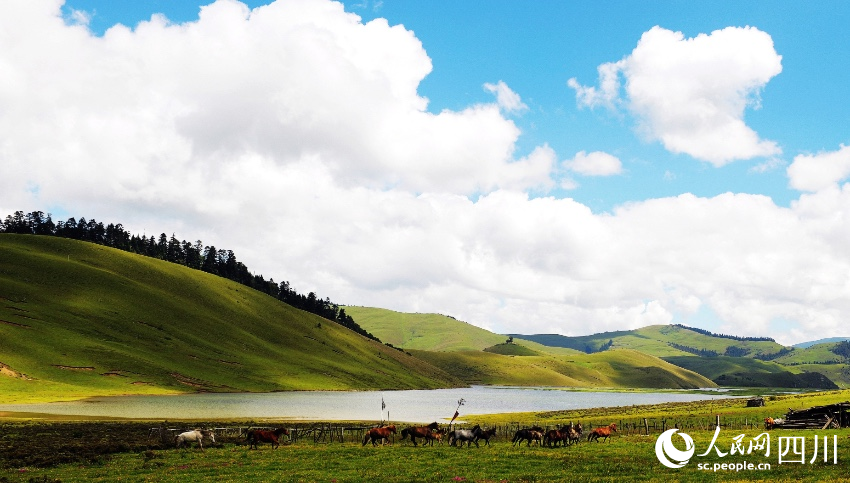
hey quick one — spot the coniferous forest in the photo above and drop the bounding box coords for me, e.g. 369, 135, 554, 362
1, 210, 378, 342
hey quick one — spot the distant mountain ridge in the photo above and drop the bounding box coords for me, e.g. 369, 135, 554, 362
509, 326, 843, 389
794, 337, 850, 349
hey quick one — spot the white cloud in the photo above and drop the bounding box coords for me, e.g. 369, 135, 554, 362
484, 80, 528, 113
564, 151, 623, 176
1, 2, 848, 346
570, 26, 782, 166
0, 0, 550, 201
787, 144, 850, 192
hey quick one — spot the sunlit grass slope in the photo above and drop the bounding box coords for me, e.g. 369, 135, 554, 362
347, 306, 715, 389
343, 306, 507, 351
515, 324, 788, 358
410, 348, 716, 389
0, 235, 461, 403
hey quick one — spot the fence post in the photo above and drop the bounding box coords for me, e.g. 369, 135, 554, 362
643, 418, 649, 435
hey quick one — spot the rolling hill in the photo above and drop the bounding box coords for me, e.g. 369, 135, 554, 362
410, 348, 715, 389
3, 233, 838, 407
346, 307, 716, 389
341, 306, 508, 351
0, 234, 461, 403
512, 325, 844, 388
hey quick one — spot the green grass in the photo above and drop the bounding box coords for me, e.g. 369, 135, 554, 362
343, 306, 508, 351
346, 307, 716, 389
664, 356, 839, 389
10, 436, 850, 483
5, 390, 850, 482
0, 235, 461, 403
517, 325, 788, 359
773, 342, 843, 365
483, 342, 540, 356
410, 348, 715, 389
515, 325, 848, 389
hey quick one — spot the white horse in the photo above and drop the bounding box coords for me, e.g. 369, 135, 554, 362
175, 429, 215, 450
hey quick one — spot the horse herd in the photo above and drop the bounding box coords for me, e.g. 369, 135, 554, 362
363, 422, 618, 448
172, 422, 618, 450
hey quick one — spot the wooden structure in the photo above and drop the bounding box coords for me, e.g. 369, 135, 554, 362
776, 402, 850, 429
746, 397, 765, 407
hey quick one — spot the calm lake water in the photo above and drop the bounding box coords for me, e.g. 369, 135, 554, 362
0, 386, 736, 421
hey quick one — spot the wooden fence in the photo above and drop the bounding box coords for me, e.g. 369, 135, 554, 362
147, 415, 790, 447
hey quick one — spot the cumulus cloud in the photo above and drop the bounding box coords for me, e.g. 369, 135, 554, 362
1, 2, 848, 346
787, 144, 850, 192
0, 0, 548, 201
564, 151, 623, 176
484, 80, 528, 113
569, 26, 782, 166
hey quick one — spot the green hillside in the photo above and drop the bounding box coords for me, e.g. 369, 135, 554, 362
342, 306, 507, 351
664, 356, 838, 389
513, 324, 788, 358
483, 342, 540, 356
0, 235, 461, 403
348, 306, 715, 389
514, 325, 844, 388
411, 348, 715, 389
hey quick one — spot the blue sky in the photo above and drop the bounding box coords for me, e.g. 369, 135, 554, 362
62, 0, 850, 213
4, 0, 850, 343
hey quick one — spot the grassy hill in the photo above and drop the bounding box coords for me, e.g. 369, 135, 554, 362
410, 348, 715, 389
342, 306, 508, 351
513, 324, 788, 358
0, 235, 462, 403
347, 307, 715, 389
514, 325, 844, 388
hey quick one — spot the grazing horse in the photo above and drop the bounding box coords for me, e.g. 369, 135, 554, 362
544, 426, 571, 447
400, 422, 439, 447
587, 423, 617, 443
362, 425, 396, 446
449, 425, 482, 448
475, 427, 498, 446
246, 427, 289, 449
567, 423, 583, 445
512, 426, 544, 447
175, 429, 215, 451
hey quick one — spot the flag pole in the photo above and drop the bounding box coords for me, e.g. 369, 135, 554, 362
381, 395, 387, 425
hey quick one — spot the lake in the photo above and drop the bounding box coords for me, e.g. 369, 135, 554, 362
0, 386, 737, 421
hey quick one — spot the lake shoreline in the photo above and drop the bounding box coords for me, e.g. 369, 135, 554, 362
0, 385, 755, 422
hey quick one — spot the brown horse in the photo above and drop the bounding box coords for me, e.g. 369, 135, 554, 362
587, 423, 617, 443
362, 425, 396, 446
246, 427, 289, 449
424, 428, 446, 446
475, 427, 498, 446
511, 426, 544, 447
544, 426, 571, 447
400, 422, 439, 446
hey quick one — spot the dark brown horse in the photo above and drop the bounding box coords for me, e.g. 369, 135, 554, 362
587, 423, 617, 443
544, 426, 571, 447
246, 427, 289, 449
475, 427, 498, 446
511, 426, 544, 447
400, 422, 439, 446
362, 425, 396, 446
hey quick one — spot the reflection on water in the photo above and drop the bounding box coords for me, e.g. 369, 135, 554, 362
0, 386, 734, 421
